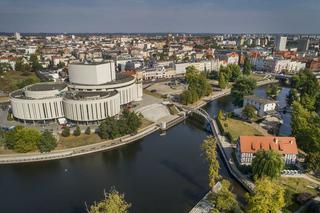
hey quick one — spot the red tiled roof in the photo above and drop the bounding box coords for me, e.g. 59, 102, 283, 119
239, 136, 298, 155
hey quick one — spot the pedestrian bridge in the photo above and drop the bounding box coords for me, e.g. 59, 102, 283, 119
188, 108, 255, 193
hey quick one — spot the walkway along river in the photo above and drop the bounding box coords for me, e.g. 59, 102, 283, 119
0, 85, 291, 213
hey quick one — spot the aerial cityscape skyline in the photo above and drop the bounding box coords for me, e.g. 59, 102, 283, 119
0, 0, 320, 212
1, 0, 320, 33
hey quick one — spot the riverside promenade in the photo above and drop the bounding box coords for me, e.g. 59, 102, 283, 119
0, 79, 277, 166
0, 113, 188, 164
0, 124, 159, 164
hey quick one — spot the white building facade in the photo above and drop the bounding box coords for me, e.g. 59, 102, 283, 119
10, 62, 143, 123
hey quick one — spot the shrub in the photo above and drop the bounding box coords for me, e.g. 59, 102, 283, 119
61, 127, 70, 137
73, 126, 81, 136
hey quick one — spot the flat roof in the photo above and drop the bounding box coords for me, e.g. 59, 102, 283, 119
64, 90, 118, 100
69, 61, 113, 66
26, 83, 67, 92
66, 73, 135, 86
244, 95, 276, 105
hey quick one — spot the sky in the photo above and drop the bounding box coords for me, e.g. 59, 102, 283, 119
0, 0, 320, 33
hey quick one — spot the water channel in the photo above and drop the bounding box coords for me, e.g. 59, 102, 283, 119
0, 85, 291, 213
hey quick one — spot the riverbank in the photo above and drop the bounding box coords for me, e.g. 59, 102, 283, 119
0, 79, 278, 165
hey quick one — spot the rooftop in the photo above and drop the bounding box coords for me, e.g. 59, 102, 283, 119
244, 95, 276, 105
64, 90, 117, 100
239, 136, 298, 155
26, 83, 67, 92
70, 61, 113, 66
66, 73, 135, 86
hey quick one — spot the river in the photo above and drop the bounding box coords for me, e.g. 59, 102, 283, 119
0, 86, 291, 213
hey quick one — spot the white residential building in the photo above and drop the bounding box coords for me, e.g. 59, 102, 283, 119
174, 59, 222, 74
275, 36, 287, 51
243, 95, 277, 116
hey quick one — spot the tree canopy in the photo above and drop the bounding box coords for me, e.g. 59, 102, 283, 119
99, 110, 142, 140
266, 84, 280, 100
209, 180, 239, 212
181, 66, 211, 105
5, 127, 41, 153
231, 77, 257, 107
89, 188, 131, 213
201, 136, 220, 189
291, 101, 320, 153
38, 130, 57, 153
218, 64, 242, 89
252, 150, 284, 179
242, 105, 258, 121
246, 177, 285, 213
243, 57, 252, 75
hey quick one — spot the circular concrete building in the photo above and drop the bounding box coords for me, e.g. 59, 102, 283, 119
10, 83, 67, 122
63, 91, 120, 122
9, 61, 143, 123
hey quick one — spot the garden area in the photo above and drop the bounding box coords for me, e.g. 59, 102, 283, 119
0, 71, 40, 93
58, 133, 103, 149
278, 177, 320, 212
217, 116, 265, 143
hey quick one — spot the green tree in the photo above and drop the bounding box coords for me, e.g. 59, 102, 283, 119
246, 177, 285, 213
300, 94, 316, 111
4, 126, 24, 149
73, 125, 81, 136
89, 187, 131, 213
287, 88, 299, 106
228, 64, 242, 82
209, 180, 239, 212
218, 70, 228, 89
38, 130, 57, 152
252, 150, 284, 179
0, 62, 12, 73
16, 77, 38, 89
57, 61, 65, 69
243, 57, 252, 75
120, 110, 142, 135
242, 105, 257, 121
30, 54, 43, 71
85, 127, 91, 135
99, 117, 120, 140
291, 69, 319, 98
15, 57, 31, 72
306, 152, 320, 174
61, 127, 70, 137
13, 128, 41, 153
291, 101, 320, 153
231, 77, 257, 107
201, 136, 220, 189
181, 66, 211, 104
266, 84, 280, 100
217, 109, 225, 121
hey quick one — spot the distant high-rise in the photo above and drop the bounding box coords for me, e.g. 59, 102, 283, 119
275, 36, 287, 51
297, 38, 310, 52
14, 32, 21, 40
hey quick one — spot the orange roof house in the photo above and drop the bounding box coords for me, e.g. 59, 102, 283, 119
236, 136, 298, 165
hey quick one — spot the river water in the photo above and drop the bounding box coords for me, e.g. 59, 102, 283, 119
0, 86, 291, 213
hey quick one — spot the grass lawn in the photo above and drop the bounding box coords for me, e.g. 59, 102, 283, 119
58, 133, 103, 149
143, 89, 163, 99
251, 73, 266, 81
278, 177, 319, 212
218, 117, 265, 143
58, 119, 153, 149
0, 71, 40, 93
